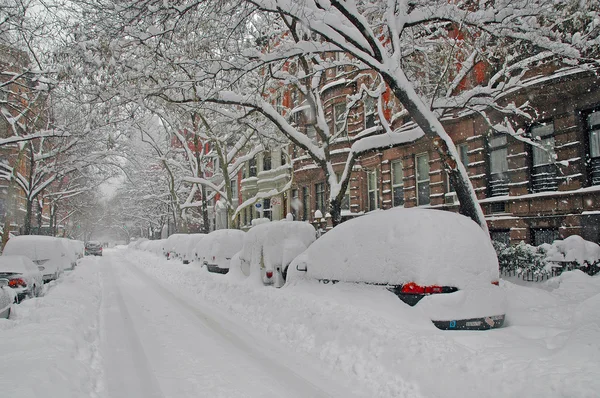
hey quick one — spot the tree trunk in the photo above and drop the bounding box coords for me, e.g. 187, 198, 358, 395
382, 71, 488, 233
1, 147, 26, 251
23, 198, 33, 235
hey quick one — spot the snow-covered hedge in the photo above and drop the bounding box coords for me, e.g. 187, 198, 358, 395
494, 235, 600, 277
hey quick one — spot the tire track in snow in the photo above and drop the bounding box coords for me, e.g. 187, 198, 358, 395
118, 253, 360, 398
101, 258, 165, 398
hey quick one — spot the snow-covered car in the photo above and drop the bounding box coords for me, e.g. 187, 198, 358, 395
2, 235, 69, 282
182, 234, 205, 264
162, 234, 188, 259
0, 255, 44, 302
85, 241, 103, 256
170, 234, 192, 261
238, 220, 316, 287
59, 239, 80, 269
129, 238, 148, 250
289, 208, 506, 330
201, 229, 245, 274
0, 279, 15, 318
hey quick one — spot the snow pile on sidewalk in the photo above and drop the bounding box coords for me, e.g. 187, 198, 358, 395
0, 258, 103, 398
125, 250, 600, 398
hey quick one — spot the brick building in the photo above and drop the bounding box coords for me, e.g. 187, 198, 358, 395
236, 55, 600, 246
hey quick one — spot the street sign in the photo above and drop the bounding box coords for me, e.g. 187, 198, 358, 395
255, 202, 262, 209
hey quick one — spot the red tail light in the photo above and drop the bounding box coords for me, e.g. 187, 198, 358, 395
265, 271, 273, 279
401, 282, 443, 295
491, 281, 499, 286
9, 278, 26, 288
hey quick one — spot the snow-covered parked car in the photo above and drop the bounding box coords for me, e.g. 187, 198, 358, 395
2, 235, 69, 282
0, 279, 13, 318
182, 234, 205, 264
200, 229, 245, 274
171, 234, 193, 261
0, 255, 44, 302
288, 208, 506, 330
162, 234, 188, 259
238, 220, 316, 287
59, 238, 80, 269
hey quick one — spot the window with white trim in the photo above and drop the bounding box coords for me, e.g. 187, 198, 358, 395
367, 170, 378, 211
416, 153, 430, 206
392, 160, 404, 207
334, 103, 347, 136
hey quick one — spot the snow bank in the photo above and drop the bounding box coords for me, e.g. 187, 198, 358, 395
0, 258, 103, 398
289, 208, 499, 288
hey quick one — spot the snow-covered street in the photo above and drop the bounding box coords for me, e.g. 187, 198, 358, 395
1, 248, 600, 398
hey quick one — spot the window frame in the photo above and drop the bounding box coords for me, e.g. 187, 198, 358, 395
302, 186, 310, 221
367, 169, 378, 211
415, 153, 430, 206
333, 102, 347, 136
248, 158, 257, 177
315, 182, 326, 212
262, 151, 271, 172
391, 160, 404, 207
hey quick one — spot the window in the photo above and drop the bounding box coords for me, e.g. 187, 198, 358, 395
230, 180, 238, 203
531, 122, 557, 192
488, 135, 509, 196
364, 96, 377, 129
392, 160, 404, 207
367, 170, 378, 211
490, 230, 510, 246
531, 228, 559, 246
458, 143, 469, 168
587, 109, 600, 185
248, 158, 257, 177
263, 198, 271, 220
334, 103, 347, 136
315, 182, 326, 212
280, 149, 287, 166
336, 173, 350, 211
243, 207, 247, 227
291, 189, 298, 219
416, 153, 430, 206
302, 186, 310, 221
262, 151, 271, 171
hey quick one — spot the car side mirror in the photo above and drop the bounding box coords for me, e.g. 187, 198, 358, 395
0, 278, 8, 288
296, 263, 307, 272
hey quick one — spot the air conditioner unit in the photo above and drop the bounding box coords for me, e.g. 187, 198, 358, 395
444, 192, 459, 205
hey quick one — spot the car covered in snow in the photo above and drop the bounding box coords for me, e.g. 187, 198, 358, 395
162, 234, 188, 259
2, 235, 69, 282
59, 238, 80, 269
0, 255, 44, 302
288, 208, 506, 330
182, 234, 205, 264
238, 220, 316, 287
0, 278, 13, 318
199, 229, 245, 274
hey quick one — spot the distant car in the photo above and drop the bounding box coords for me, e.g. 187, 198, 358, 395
0, 279, 14, 318
0, 255, 44, 303
238, 220, 316, 287
289, 208, 506, 331
200, 230, 245, 274
85, 241, 103, 256
3, 236, 69, 282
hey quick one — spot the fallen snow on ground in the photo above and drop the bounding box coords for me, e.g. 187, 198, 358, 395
0, 257, 103, 398
125, 249, 600, 398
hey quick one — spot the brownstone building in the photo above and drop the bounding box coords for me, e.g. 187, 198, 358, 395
285, 66, 600, 246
